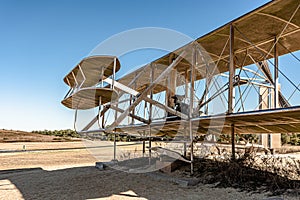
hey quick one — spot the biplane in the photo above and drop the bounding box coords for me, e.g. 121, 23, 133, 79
62, 0, 300, 172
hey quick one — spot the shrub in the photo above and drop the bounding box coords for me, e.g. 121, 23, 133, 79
32, 129, 80, 138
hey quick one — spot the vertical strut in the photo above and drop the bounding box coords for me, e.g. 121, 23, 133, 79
184, 68, 188, 157
149, 64, 154, 161
113, 133, 116, 161
112, 57, 116, 89
229, 24, 236, 160
231, 124, 235, 159
190, 45, 196, 174
113, 99, 118, 161
274, 36, 279, 109
228, 24, 235, 114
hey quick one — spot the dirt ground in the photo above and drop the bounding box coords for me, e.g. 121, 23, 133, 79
0, 141, 299, 200
0, 129, 80, 143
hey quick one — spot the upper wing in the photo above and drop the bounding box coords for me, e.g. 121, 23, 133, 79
63, 56, 120, 88
118, 0, 300, 94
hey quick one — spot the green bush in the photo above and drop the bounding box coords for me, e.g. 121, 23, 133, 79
31, 129, 80, 138
282, 133, 300, 145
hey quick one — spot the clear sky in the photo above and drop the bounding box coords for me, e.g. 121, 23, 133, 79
0, 0, 275, 131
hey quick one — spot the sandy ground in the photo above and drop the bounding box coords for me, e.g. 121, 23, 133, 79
0, 141, 299, 200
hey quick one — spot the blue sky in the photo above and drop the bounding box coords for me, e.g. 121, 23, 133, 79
0, 0, 275, 131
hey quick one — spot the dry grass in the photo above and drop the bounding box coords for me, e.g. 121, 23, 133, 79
0, 129, 80, 142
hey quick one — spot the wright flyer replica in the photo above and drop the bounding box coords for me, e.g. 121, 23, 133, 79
62, 0, 300, 173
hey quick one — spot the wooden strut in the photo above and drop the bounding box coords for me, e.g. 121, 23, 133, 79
149, 64, 154, 161
82, 59, 188, 133
231, 124, 235, 160
274, 36, 279, 110
184, 68, 188, 157
113, 90, 118, 161
81, 97, 132, 131
106, 50, 187, 132
143, 97, 188, 120
97, 96, 102, 129
81, 106, 111, 132
190, 44, 196, 175
229, 23, 236, 161
110, 105, 150, 124
81, 62, 146, 133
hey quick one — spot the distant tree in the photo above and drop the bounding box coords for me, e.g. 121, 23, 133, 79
31, 129, 80, 138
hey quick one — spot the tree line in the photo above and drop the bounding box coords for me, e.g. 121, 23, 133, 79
32, 129, 80, 138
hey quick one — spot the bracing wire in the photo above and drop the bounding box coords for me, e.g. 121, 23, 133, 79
235, 23, 300, 100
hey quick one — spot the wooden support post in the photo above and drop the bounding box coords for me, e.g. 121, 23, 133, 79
228, 24, 235, 114
149, 64, 154, 123
167, 69, 177, 108
229, 24, 236, 160
165, 78, 169, 108
149, 64, 154, 161
183, 142, 187, 157
231, 124, 235, 160
166, 54, 176, 108
204, 80, 209, 115
185, 68, 189, 98
113, 99, 118, 161
184, 68, 188, 158
97, 96, 102, 128
189, 120, 194, 174
132, 72, 138, 125
113, 133, 116, 161
190, 45, 196, 175
143, 140, 145, 156
149, 126, 152, 164
259, 87, 269, 148
112, 57, 116, 89
271, 36, 281, 151
129, 95, 133, 125
274, 36, 279, 109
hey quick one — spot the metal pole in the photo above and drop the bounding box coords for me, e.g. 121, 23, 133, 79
228, 24, 235, 114
184, 125, 187, 158
183, 142, 187, 157
132, 72, 137, 125
149, 126, 151, 162
143, 140, 145, 156
149, 64, 154, 123
149, 64, 154, 162
129, 95, 133, 125
101, 67, 104, 87
113, 133, 116, 161
190, 45, 196, 175
97, 96, 102, 128
274, 36, 279, 109
229, 24, 236, 160
231, 124, 235, 160
184, 68, 188, 158
271, 36, 279, 151
112, 57, 116, 89
113, 97, 118, 161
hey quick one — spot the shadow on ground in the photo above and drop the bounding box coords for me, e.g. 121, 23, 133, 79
0, 166, 161, 200
0, 157, 300, 200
